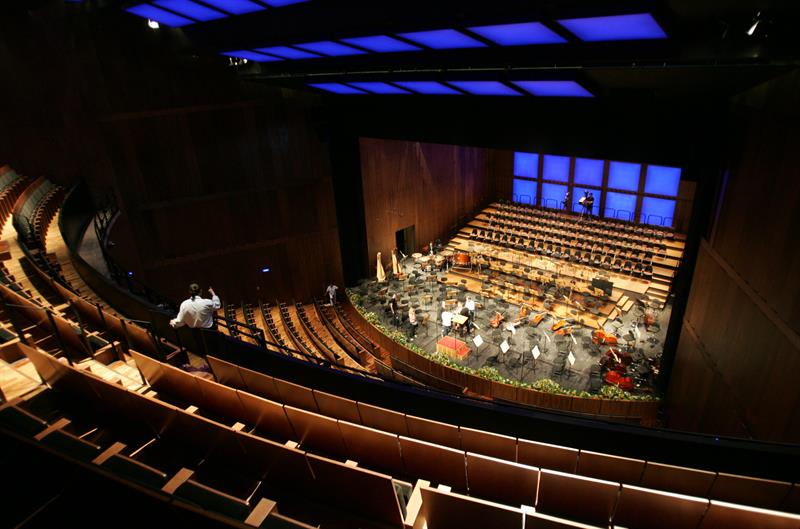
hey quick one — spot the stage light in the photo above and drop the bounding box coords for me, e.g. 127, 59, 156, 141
340, 35, 422, 53
254, 46, 321, 59
153, 0, 227, 22
747, 13, 762, 36
294, 41, 368, 56
147, 19, 160, 29
467, 22, 567, 46
125, 4, 193, 27
511, 80, 593, 98
197, 0, 264, 15
393, 81, 461, 95
220, 50, 282, 62
308, 83, 368, 94
396, 29, 487, 49
445, 81, 521, 96
556, 13, 667, 42
347, 82, 411, 94
261, 267, 271, 273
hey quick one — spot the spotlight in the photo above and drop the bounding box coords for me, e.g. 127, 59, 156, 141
147, 19, 159, 29
261, 267, 271, 273
746, 12, 761, 36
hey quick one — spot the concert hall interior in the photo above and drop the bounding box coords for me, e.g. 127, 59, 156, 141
0, 1, 799, 528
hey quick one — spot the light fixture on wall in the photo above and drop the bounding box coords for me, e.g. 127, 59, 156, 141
746, 12, 761, 36
147, 19, 160, 29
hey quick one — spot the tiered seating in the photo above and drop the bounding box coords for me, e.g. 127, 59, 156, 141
277, 302, 333, 366
294, 302, 364, 372
313, 298, 379, 372
451, 201, 683, 308
0, 177, 798, 529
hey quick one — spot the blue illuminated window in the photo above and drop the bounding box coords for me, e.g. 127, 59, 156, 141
396, 29, 487, 49
152, 0, 226, 21
604, 192, 637, 221
392, 81, 461, 95
347, 82, 410, 94
513, 179, 538, 205
542, 155, 570, 182
197, 0, 264, 14
514, 152, 539, 178
645, 165, 681, 196
467, 22, 567, 46
446, 81, 521, 96
574, 158, 604, 187
640, 197, 676, 227
125, 4, 193, 27
255, 46, 320, 59
541, 183, 568, 210
261, 0, 309, 5
220, 50, 282, 62
511, 80, 593, 98
340, 35, 421, 53
608, 161, 641, 191
572, 187, 602, 215
557, 13, 667, 42
308, 83, 367, 94
294, 41, 368, 56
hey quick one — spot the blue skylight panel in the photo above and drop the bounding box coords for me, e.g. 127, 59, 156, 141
255, 46, 320, 59
608, 161, 641, 191
543, 155, 570, 182
513, 179, 538, 205
125, 4, 194, 27
220, 50, 282, 62
262, 0, 310, 5
512, 80, 593, 98
348, 82, 411, 94
644, 165, 681, 196
308, 83, 368, 95
557, 13, 667, 42
392, 81, 462, 95
574, 158, 604, 187
294, 41, 368, 56
340, 35, 422, 53
153, 0, 226, 21
467, 22, 567, 46
446, 81, 521, 96
514, 152, 539, 178
396, 29, 488, 49
198, 0, 265, 15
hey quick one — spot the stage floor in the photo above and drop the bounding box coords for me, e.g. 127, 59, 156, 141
354, 264, 670, 395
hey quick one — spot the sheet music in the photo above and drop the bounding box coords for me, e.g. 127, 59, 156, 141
532, 345, 541, 359
568, 351, 576, 366
500, 340, 510, 353
473, 335, 484, 347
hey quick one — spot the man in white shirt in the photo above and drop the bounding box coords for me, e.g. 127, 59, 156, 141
170, 284, 221, 329
441, 310, 452, 336
465, 296, 476, 329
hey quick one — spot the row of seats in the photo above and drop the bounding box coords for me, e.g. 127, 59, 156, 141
12, 177, 61, 246
294, 302, 362, 372
494, 201, 677, 242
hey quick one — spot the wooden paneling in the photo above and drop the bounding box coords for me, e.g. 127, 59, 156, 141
668, 244, 800, 442
360, 138, 492, 267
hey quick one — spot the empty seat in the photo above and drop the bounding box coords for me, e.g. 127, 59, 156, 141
612, 484, 708, 529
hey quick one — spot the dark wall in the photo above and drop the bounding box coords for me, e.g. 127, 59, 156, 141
0, 3, 342, 304
359, 138, 492, 272
666, 70, 800, 442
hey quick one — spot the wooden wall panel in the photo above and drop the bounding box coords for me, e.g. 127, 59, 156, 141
360, 138, 492, 266
668, 244, 800, 443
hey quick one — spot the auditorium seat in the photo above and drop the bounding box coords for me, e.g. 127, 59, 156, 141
612, 485, 709, 529
536, 469, 619, 526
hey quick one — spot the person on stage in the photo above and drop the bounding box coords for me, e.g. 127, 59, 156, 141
408, 306, 418, 340
441, 309, 452, 336
465, 296, 476, 328
585, 192, 595, 218
389, 294, 400, 326
562, 189, 571, 210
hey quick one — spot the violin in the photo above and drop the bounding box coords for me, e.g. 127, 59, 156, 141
552, 319, 568, 331
530, 313, 545, 326
490, 311, 505, 328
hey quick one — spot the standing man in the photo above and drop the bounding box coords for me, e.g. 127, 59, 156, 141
408, 306, 418, 340
441, 309, 452, 336
465, 296, 476, 330
170, 284, 221, 329
389, 294, 400, 326
325, 283, 339, 306
585, 192, 595, 218
562, 189, 571, 210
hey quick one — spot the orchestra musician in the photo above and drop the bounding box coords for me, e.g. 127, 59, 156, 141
465, 296, 476, 326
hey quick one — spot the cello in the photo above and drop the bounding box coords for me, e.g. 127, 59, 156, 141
489, 311, 505, 328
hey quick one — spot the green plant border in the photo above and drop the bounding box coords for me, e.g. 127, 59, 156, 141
347, 289, 657, 402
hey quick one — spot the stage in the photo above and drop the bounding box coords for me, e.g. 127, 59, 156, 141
353, 263, 670, 395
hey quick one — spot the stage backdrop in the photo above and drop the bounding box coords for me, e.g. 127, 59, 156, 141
360, 138, 493, 273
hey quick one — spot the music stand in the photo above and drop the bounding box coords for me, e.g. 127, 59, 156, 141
565, 351, 576, 378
